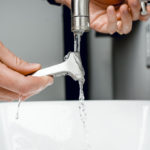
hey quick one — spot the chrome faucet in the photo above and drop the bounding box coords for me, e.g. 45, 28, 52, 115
71, 0, 90, 35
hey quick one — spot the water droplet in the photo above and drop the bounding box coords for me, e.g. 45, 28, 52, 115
16, 98, 22, 120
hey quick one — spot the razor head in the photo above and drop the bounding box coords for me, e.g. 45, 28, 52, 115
33, 52, 85, 82
64, 52, 85, 82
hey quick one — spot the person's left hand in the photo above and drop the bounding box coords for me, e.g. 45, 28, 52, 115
125, 0, 150, 21
58, 0, 134, 34
89, 1, 133, 34
56, 0, 150, 35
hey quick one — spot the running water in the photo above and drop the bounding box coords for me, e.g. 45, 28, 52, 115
74, 33, 91, 150
79, 80, 85, 100
16, 98, 22, 120
74, 33, 81, 52
78, 80, 91, 150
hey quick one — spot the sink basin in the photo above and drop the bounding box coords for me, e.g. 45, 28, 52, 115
0, 101, 150, 150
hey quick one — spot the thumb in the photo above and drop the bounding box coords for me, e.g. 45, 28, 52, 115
0, 42, 41, 75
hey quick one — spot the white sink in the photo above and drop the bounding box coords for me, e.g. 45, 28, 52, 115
0, 101, 150, 150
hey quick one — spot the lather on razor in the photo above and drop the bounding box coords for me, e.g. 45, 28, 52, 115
33, 52, 85, 82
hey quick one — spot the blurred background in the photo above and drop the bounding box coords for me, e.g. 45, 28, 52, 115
0, 0, 150, 100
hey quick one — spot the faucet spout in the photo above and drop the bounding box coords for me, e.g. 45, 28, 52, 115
71, 0, 90, 34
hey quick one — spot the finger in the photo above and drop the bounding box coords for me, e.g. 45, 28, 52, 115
106, 6, 117, 34
0, 87, 19, 101
117, 20, 123, 35
0, 62, 54, 96
140, 15, 150, 21
21, 92, 38, 101
21, 95, 32, 101
127, 0, 141, 21
0, 42, 41, 75
119, 4, 133, 34
147, 5, 150, 14
140, 5, 150, 21
20, 75, 54, 96
90, 14, 108, 34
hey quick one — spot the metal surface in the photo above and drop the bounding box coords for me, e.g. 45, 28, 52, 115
71, 0, 90, 34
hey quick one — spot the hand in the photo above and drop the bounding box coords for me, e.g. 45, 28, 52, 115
57, 0, 150, 35
89, 1, 133, 34
125, 0, 150, 21
58, 0, 133, 34
0, 42, 53, 101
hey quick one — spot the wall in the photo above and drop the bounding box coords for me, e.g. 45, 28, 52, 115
0, 0, 65, 100
89, 31, 113, 100
113, 22, 150, 100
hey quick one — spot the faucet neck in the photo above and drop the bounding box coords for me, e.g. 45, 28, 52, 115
71, 0, 90, 34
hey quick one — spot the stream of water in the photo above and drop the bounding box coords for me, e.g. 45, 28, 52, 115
16, 98, 22, 120
78, 80, 91, 150
75, 33, 91, 150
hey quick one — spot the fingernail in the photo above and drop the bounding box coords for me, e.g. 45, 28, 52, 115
107, 5, 114, 13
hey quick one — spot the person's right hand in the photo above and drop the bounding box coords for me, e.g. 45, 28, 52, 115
0, 42, 53, 101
